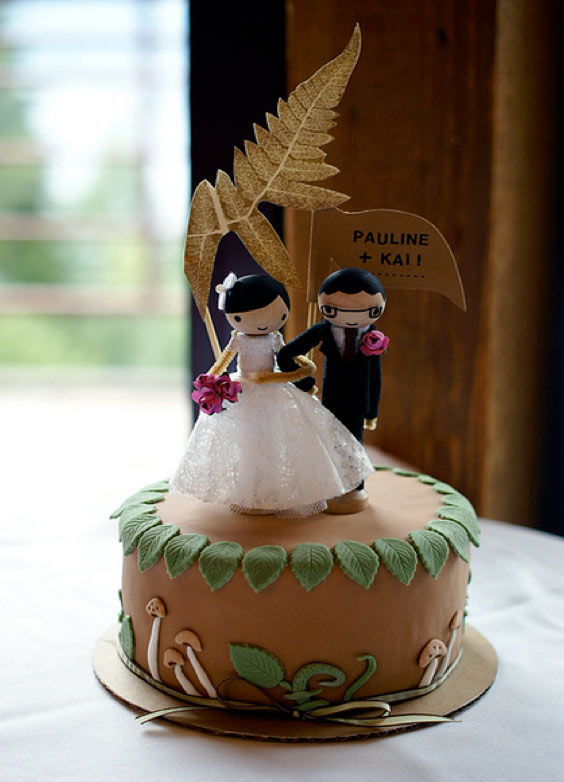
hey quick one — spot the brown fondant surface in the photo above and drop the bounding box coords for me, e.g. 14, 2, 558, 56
157, 470, 443, 547
121, 470, 470, 705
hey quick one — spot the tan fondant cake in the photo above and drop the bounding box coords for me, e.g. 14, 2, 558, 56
114, 467, 479, 714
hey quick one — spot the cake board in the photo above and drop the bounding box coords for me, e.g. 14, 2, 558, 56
93, 623, 497, 742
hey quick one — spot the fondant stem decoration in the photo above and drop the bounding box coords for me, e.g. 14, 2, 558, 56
163, 648, 200, 696
176, 629, 217, 698
437, 610, 464, 679
418, 639, 447, 688
145, 597, 166, 683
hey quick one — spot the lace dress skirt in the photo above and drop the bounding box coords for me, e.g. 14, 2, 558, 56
170, 377, 373, 514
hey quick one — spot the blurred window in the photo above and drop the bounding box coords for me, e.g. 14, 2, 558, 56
0, 0, 189, 367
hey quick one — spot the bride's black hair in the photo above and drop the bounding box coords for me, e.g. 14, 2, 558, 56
224, 274, 290, 313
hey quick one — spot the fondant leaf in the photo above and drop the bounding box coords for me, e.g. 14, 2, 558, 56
432, 482, 458, 495
118, 615, 135, 660
184, 25, 361, 317
121, 516, 162, 556
283, 688, 323, 703
427, 519, 470, 562
137, 524, 180, 571
437, 505, 480, 547
372, 538, 417, 585
242, 545, 287, 592
373, 464, 392, 471
229, 643, 286, 688
164, 533, 209, 579
118, 504, 158, 541
139, 479, 169, 493
440, 492, 477, 516
110, 490, 165, 519
295, 699, 331, 712
392, 468, 419, 477
290, 542, 334, 591
408, 529, 449, 578
417, 474, 437, 485
199, 541, 244, 591
333, 540, 379, 588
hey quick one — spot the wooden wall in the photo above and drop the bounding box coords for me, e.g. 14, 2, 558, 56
284, 0, 559, 525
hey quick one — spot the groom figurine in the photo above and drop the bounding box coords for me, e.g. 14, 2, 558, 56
278, 267, 388, 513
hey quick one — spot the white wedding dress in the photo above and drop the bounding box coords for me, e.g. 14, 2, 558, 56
170, 331, 373, 515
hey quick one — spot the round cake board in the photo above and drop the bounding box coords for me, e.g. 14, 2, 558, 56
93, 624, 497, 742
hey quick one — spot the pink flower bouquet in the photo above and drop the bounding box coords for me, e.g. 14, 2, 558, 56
359, 330, 389, 356
192, 373, 242, 415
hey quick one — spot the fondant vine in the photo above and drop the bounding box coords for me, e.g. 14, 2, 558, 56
228, 643, 378, 711
343, 655, 378, 702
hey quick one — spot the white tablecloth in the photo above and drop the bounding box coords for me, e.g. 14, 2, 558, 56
3, 377, 564, 781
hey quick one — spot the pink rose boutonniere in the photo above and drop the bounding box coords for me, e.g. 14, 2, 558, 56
191, 373, 242, 415
359, 330, 389, 357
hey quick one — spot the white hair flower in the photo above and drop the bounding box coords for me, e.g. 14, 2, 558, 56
215, 273, 237, 311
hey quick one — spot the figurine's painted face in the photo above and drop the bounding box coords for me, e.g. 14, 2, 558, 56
226, 295, 289, 335
317, 290, 386, 329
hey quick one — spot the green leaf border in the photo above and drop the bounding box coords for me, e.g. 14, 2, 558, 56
333, 540, 379, 588
372, 537, 417, 585
290, 542, 334, 591
113, 469, 480, 591
118, 615, 135, 660
199, 541, 244, 591
242, 545, 288, 592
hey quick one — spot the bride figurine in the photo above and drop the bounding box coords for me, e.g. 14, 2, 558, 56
170, 273, 373, 516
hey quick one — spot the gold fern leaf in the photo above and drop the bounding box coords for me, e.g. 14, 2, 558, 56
184, 24, 362, 318
184, 180, 225, 318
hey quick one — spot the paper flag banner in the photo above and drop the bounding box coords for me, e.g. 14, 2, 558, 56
308, 207, 466, 310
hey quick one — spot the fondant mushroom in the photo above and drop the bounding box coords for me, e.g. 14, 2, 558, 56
175, 629, 217, 698
163, 648, 200, 695
437, 610, 464, 679
145, 597, 166, 682
418, 638, 447, 687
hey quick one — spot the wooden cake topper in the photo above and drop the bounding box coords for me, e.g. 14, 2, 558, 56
184, 25, 362, 354
309, 207, 466, 311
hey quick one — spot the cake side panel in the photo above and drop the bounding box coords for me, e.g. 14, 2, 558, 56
121, 547, 469, 703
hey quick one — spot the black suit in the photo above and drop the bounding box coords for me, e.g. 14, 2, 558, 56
277, 321, 382, 443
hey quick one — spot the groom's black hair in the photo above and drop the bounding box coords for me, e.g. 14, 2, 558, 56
319, 267, 386, 299
224, 274, 290, 313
